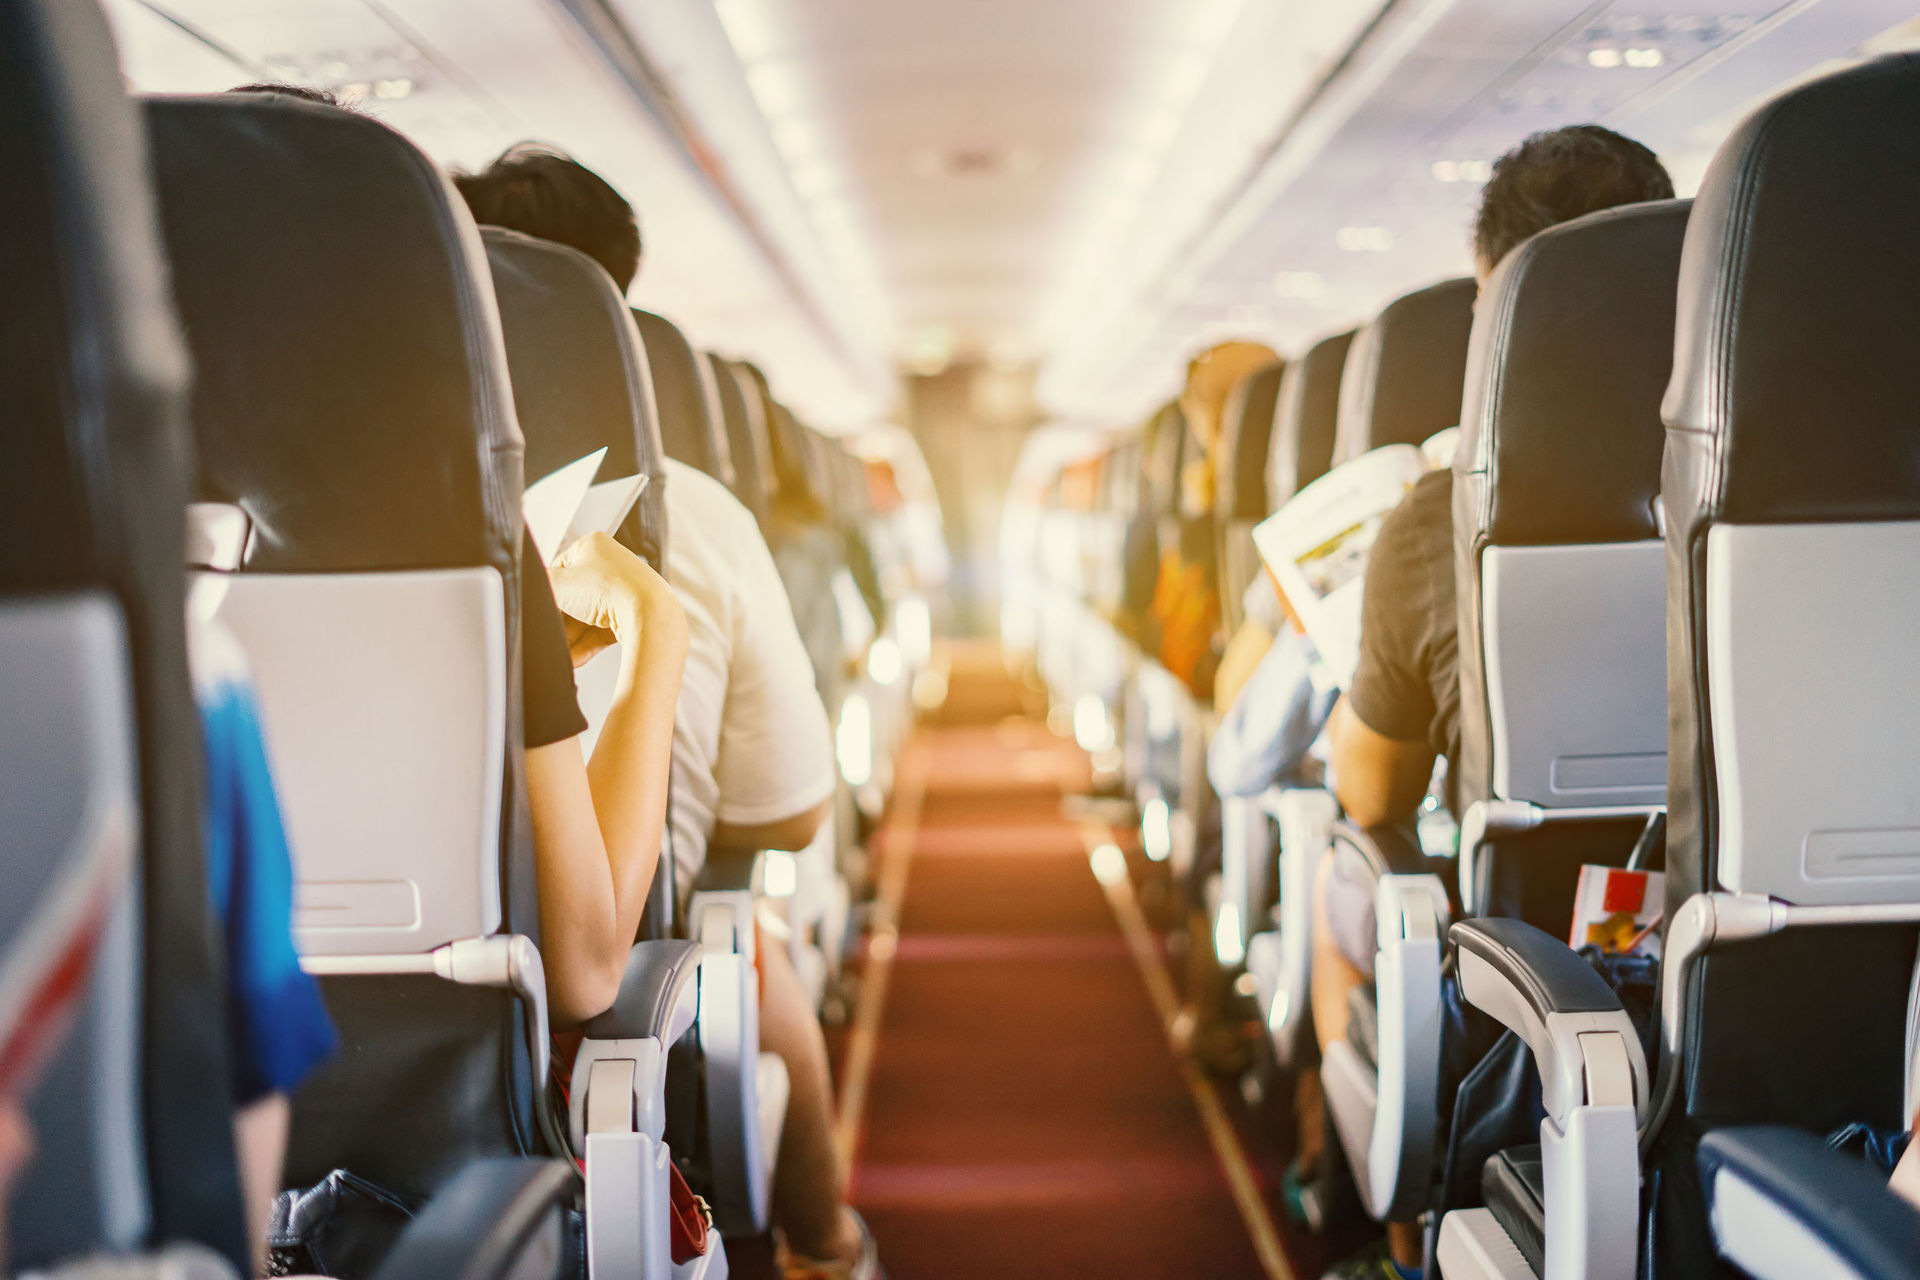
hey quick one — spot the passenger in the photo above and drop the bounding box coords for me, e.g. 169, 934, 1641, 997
455, 149, 880, 1280
1312, 124, 1674, 1280
227, 86, 686, 1032
186, 581, 336, 1267
1151, 341, 1275, 693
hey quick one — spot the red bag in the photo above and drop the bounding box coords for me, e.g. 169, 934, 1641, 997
669, 1161, 712, 1264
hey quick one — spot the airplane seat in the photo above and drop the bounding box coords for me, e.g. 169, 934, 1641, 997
143, 93, 693, 1277
1331, 276, 1476, 464
1639, 51, 1920, 1280
708, 355, 774, 528
1306, 273, 1495, 1225
481, 228, 783, 1237
1214, 357, 1286, 635
1237, 328, 1353, 1072
634, 308, 737, 491
1422, 197, 1692, 1280
483, 227, 669, 572
0, 1, 248, 1269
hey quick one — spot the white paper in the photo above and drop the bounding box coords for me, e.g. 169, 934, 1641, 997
522, 448, 606, 566
567, 473, 649, 556
1251, 444, 1429, 683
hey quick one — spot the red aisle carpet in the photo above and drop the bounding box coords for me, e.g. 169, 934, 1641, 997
838, 653, 1276, 1278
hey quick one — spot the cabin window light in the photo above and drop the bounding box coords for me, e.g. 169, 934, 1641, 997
1215, 902, 1246, 967
762, 849, 798, 898
1336, 226, 1394, 252
867, 636, 903, 685
837, 693, 873, 787
1143, 797, 1173, 862
1090, 842, 1128, 885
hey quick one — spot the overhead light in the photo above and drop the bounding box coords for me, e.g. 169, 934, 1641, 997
1624, 46, 1665, 67
712, 0, 782, 63
744, 59, 809, 119
1273, 270, 1327, 299
1588, 47, 1624, 68
1430, 159, 1492, 183
1336, 226, 1394, 252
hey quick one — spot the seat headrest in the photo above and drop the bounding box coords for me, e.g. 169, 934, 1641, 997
1140, 400, 1187, 516
767, 398, 827, 514
145, 94, 519, 574
1217, 358, 1287, 520
1269, 329, 1353, 508
632, 308, 735, 489
708, 353, 772, 525
1665, 53, 1920, 530
481, 228, 667, 569
1333, 277, 1476, 464
1458, 200, 1691, 547
1, 0, 192, 596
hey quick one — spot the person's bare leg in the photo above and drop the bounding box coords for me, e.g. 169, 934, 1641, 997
758, 934, 862, 1264
1310, 851, 1368, 1056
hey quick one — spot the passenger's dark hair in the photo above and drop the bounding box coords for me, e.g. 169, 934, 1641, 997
228, 83, 346, 107
1472, 124, 1674, 272
453, 144, 642, 291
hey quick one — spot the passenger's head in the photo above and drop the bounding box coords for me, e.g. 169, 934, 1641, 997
228, 82, 346, 107
1471, 124, 1673, 281
1181, 340, 1278, 456
453, 144, 642, 292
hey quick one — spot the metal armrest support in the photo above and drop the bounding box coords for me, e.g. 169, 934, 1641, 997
369, 1158, 578, 1280
1699, 1126, 1920, 1280
1448, 918, 1648, 1280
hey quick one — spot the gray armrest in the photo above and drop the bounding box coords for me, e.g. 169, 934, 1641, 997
369, 1158, 578, 1280
1450, 918, 1648, 1124
1700, 1126, 1920, 1280
580, 939, 702, 1043
1331, 821, 1427, 884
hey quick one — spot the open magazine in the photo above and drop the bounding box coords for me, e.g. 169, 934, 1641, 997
522, 447, 650, 566
1251, 443, 1430, 683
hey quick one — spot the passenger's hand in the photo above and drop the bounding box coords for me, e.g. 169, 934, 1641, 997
549, 532, 685, 665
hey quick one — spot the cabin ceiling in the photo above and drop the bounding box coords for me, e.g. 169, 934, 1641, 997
108, 0, 1920, 427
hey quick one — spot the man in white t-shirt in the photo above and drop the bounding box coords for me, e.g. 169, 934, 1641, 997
664, 457, 878, 1275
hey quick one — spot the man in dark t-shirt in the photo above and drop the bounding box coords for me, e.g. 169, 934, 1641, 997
1308, 126, 1676, 1280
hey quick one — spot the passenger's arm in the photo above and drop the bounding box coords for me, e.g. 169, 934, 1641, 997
530, 533, 688, 1024
714, 796, 833, 853
233, 1093, 289, 1272
1329, 695, 1436, 829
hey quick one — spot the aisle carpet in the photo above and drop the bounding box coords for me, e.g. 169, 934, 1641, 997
838, 649, 1284, 1278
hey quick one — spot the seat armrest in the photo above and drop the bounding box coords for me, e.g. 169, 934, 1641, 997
370, 1158, 579, 1280
1699, 1126, 1920, 1280
579, 939, 702, 1044
1450, 918, 1649, 1125
1332, 821, 1428, 883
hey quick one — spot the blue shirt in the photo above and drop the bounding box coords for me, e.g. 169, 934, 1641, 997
1207, 620, 1338, 798
192, 606, 336, 1104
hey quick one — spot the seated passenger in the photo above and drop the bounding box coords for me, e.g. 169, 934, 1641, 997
1206, 571, 1334, 800
187, 581, 336, 1267
1312, 124, 1675, 1280
455, 148, 879, 1280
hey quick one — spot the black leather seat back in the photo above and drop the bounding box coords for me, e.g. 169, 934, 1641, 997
483, 227, 667, 570
1452, 200, 1689, 821
1217, 359, 1287, 523
1333, 277, 1476, 464
1665, 51, 1920, 912
146, 91, 539, 1200
1267, 329, 1351, 509
1655, 55, 1920, 1275
1, 2, 245, 1266
1215, 359, 1286, 632
710, 354, 773, 526
633, 307, 735, 489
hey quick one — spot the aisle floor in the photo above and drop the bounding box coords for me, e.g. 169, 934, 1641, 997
830, 653, 1326, 1278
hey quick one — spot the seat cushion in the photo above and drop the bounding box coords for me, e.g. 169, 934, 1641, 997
1346, 981, 1379, 1071
1483, 1145, 1545, 1278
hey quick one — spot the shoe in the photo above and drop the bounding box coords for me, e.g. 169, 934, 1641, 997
781, 1209, 884, 1280
1319, 1238, 1414, 1280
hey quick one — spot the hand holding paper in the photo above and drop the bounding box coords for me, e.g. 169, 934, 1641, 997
521, 447, 650, 567
550, 531, 686, 670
